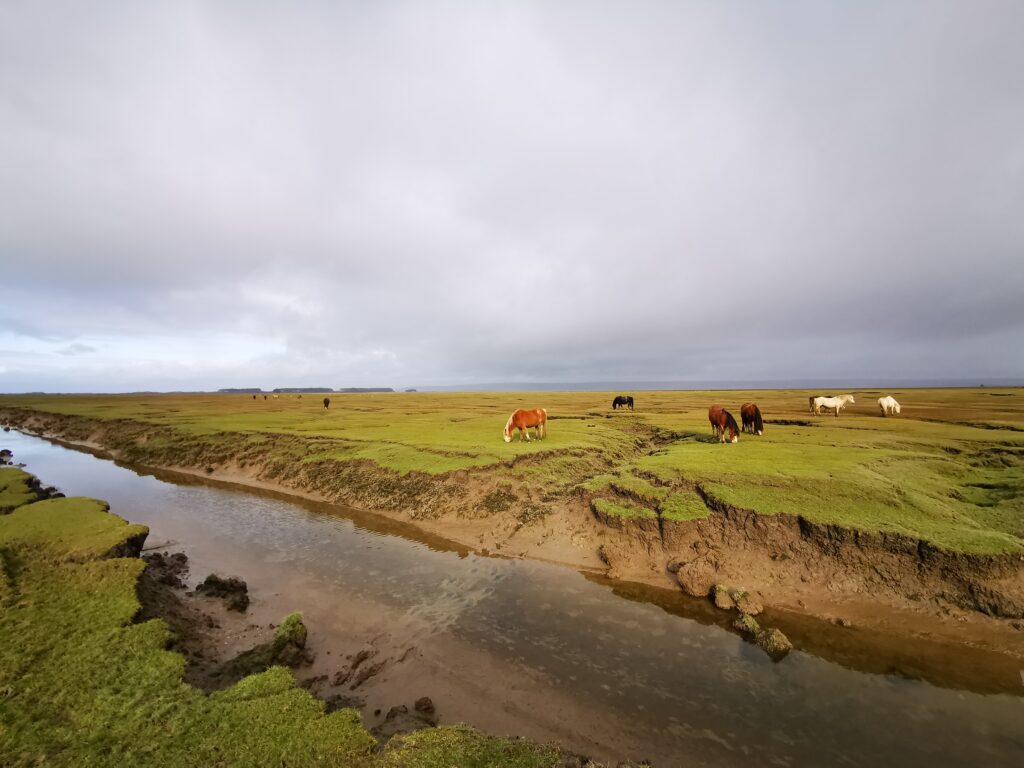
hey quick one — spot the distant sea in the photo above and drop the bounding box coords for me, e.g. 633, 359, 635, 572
413, 378, 1023, 392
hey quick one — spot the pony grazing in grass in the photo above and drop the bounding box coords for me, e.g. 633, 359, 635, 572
708, 405, 739, 443
504, 408, 548, 443
612, 395, 634, 411
878, 396, 901, 416
740, 403, 763, 435
323, 397, 330, 410
812, 394, 855, 417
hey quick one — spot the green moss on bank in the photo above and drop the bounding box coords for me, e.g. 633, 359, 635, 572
591, 497, 657, 521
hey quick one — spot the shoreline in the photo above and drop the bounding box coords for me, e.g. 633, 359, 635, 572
6, 416, 1023, 666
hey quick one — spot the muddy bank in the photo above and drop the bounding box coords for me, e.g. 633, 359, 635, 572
4, 407, 1023, 659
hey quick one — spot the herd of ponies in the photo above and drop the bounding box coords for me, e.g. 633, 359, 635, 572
502, 393, 903, 444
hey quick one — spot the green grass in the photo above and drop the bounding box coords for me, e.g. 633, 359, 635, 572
377, 725, 560, 768
2, 387, 1023, 554
0, 468, 39, 513
0, 483, 570, 767
591, 497, 657, 521
660, 492, 710, 522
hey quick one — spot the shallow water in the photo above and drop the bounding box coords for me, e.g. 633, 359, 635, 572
4, 431, 1023, 767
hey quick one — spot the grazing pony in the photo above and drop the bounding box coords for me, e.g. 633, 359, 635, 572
740, 403, 764, 435
878, 396, 901, 416
323, 397, 331, 410
612, 395, 634, 411
504, 408, 548, 443
708, 405, 740, 443
812, 394, 855, 417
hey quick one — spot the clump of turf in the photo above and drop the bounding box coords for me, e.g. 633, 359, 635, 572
0, 467, 42, 513
378, 724, 561, 768
195, 573, 250, 611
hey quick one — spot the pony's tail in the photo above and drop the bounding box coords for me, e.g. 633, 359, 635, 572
754, 407, 763, 434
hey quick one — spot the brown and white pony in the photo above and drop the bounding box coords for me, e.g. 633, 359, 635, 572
504, 408, 548, 442
740, 403, 763, 435
708, 405, 740, 443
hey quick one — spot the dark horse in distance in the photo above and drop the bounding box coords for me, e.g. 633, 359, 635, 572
740, 403, 764, 435
612, 395, 634, 411
323, 397, 331, 410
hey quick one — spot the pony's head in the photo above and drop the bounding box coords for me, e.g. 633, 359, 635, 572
753, 407, 763, 436
726, 411, 740, 443
503, 413, 514, 443
894, 402, 901, 414
843, 395, 855, 405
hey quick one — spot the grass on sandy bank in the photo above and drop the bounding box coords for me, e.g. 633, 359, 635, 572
0, 469, 570, 768
1, 388, 1022, 555
0, 468, 39, 513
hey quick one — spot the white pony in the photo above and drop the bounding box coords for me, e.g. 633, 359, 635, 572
878, 396, 901, 416
812, 394, 855, 417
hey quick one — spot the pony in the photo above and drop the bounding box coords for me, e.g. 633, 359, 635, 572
323, 397, 331, 410
612, 395, 634, 411
504, 408, 548, 442
812, 394, 855, 417
708, 405, 739, 443
878, 396, 901, 416
740, 403, 763, 435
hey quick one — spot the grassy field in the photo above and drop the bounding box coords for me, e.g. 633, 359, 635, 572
1, 388, 1023, 555
0, 470, 569, 768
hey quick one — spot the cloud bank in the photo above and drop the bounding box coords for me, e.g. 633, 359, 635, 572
1, 1, 1022, 391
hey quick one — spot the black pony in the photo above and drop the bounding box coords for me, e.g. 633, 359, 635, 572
323, 397, 331, 410
740, 403, 764, 436
612, 395, 634, 411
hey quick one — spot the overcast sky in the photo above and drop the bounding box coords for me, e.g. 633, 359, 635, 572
2, 1, 1022, 392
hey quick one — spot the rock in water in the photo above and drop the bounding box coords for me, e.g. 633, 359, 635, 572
732, 590, 763, 616
755, 628, 793, 659
732, 613, 761, 636
710, 584, 735, 610
195, 574, 249, 612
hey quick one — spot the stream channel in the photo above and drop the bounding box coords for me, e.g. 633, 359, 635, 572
5, 430, 1023, 767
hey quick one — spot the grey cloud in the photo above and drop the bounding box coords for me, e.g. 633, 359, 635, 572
57, 343, 97, 356
1, 1, 1022, 392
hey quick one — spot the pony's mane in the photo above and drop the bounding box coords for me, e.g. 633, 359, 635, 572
504, 412, 515, 435
725, 411, 739, 434
753, 406, 763, 432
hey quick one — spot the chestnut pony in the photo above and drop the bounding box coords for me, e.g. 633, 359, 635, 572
740, 403, 764, 435
504, 408, 548, 443
708, 405, 740, 443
